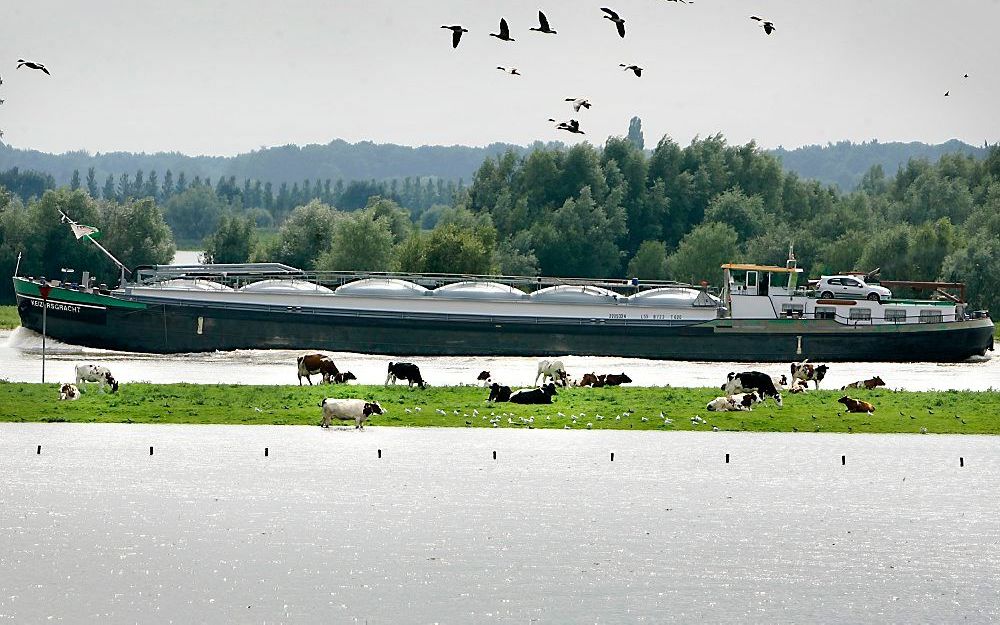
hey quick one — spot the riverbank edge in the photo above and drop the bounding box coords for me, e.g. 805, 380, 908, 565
0, 305, 19, 330
1, 382, 997, 434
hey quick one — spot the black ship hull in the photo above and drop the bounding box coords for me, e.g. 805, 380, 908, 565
14, 287, 995, 362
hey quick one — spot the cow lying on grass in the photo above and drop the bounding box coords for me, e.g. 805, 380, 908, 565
320, 398, 385, 429
842, 376, 885, 390
487, 382, 512, 402
707, 391, 761, 412
838, 396, 875, 414
59, 383, 81, 401
509, 383, 558, 404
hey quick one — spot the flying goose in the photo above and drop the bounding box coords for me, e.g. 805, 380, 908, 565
490, 18, 515, 41
601, 8, 626, 38
620, 63, 643, 77
497, 66, 521, 75
565, 97, 592, 112
440, 25, 469, 49
530, 11, 557, 34
750, 16, 775, 35
17, 59, 50, 75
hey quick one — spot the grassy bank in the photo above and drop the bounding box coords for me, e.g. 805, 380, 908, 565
1, 382, 998, 434
0, 305, 19, 330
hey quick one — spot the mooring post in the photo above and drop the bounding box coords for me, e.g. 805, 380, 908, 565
264, 447, 269, 457
841, 455, 846, 466
611, 452, 614, 462
36, 445, 41, 455
960, 457, 964, 467
725, 453, 730, 464
377, 449, 382, 459
149, 446, 153, 456
492, 450, 497, 460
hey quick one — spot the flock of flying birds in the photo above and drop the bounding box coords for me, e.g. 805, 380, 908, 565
0, 59, 50, 137
441, 7, 778, 136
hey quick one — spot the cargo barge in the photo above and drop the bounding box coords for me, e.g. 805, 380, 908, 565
11, 259, 994, 362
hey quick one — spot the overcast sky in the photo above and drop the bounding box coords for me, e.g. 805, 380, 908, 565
0, 0, 997, 156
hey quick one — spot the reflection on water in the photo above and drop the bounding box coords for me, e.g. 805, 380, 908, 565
1, 424, 998, 623
1, 327, 995, 390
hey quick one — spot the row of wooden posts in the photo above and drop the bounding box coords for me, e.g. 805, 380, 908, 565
31, 445, 967, 466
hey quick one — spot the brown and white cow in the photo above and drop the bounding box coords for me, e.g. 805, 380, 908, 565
577, 373, 604, 387
838, 396, 875, 414
59, 383, 81, 401
297, 354, 339, 385
601, 373, 632, 386
842, 376, 885, 390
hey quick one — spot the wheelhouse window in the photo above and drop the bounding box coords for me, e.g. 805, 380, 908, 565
815, 306, 836, 320
849, 308, 872, 321
781, 303, 805, 318
884, 308, 907, 323
919, 310, 943, 323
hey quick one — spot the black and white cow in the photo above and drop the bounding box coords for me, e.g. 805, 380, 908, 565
508, 383, 558, 404
791, 361, 830, 389
75, 364, 119, 393
320, 398, 385, 429
722, 371, 782, 406
535, 360, 568, 387
487, 382, 512, 403
385, 362, 426, 389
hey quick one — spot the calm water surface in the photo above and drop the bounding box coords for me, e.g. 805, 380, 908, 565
0, 424, 998, 623
2, 328, 996, 391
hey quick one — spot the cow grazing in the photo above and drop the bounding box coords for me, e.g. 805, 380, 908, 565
74, 364, 119, 393
791, 361, 830, 389
59, 383, 81, 401
578, 373, 604, 388
838, 396, 875, 414
296, 353, 339, 385
332, 371, 357, 384
487, 382, 512, 402
386, 362, 426, 389
722, 371, 782, 406
320, 398, 384, 429
535, 360, 568, 387
602, 373, 632, 386
476, 371, 492, 385
509, 383, 558, 404
842, 376, 885, 390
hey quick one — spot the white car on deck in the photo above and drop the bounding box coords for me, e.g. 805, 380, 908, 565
816, 275, 892, 302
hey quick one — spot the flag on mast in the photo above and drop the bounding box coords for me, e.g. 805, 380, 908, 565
70, 223, 100, 239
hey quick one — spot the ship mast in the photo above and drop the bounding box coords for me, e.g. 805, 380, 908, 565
58, 209, 131, 287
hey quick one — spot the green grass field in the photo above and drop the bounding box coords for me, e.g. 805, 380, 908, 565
1, 382, 998, 434
0, 305, 19, 330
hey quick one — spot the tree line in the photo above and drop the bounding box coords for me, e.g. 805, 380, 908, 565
2, 133, 998, 317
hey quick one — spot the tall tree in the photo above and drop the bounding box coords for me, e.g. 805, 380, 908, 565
86, 167, 99, 197
627, 116, 645, 151
69, 169, 81, 191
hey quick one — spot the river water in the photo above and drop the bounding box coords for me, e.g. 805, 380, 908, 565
1, 424, 998, 623
1, 327, 996, 391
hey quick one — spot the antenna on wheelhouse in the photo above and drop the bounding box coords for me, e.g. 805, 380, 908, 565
786, 243, 798, 291
58, 209, 131, 287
